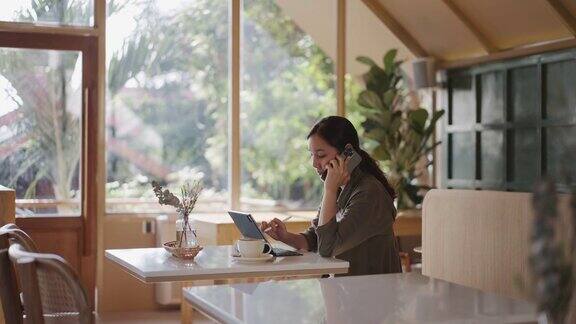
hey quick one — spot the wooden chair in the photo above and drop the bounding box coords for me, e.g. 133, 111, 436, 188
0, 223, 38, 324
1, 223, 38, 251
8, 243, 91, 324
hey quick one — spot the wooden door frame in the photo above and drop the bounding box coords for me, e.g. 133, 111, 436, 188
0, 29, 104, 308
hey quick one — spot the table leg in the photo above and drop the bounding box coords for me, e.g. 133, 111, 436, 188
181, 299, 195, 324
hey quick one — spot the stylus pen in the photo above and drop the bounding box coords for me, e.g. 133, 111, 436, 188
263, 216, 292, 233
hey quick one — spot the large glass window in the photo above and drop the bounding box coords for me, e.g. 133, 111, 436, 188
104, 0, 363, 213
240, 0, 336, 210
0, 48, 82, 216
445, 50, 576, 191
1, 0, 94, 26
105, 0, 229, 213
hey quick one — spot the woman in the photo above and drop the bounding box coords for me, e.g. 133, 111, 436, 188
261, 116, 402, 276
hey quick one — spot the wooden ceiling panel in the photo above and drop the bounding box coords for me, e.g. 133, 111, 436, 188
560, 0, 576, 17
279, 0, 576, 69
453, 0, 572, 49
548, 0, 576, 37
377, 0, 486, 61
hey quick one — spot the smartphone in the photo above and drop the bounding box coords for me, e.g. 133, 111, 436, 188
321, 144, 362, 180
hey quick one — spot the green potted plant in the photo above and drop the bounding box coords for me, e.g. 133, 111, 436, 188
530, 179, 575, 324
356, 49, 444, 210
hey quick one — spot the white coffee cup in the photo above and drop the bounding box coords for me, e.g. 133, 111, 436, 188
236, 238, 271, 258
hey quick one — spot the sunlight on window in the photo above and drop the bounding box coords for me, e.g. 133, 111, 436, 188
0, 48, 83, 216
0, 0, 94, 26
240, 0, 336, 210
105, 0, 229, 213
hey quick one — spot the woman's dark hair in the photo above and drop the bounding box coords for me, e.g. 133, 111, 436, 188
307, 116, 397, 199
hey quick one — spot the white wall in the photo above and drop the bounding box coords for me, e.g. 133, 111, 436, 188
275, 0, 416, 81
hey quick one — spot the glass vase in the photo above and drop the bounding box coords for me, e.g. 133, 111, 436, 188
176, 217, 198, 248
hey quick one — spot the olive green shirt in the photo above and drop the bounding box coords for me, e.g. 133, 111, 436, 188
301, 168, 402, 276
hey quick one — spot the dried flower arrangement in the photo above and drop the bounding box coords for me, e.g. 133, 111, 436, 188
152, 180, 203, 248
530, 179, 575, 324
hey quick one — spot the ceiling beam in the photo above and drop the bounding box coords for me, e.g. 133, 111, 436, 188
545, 0, 576, 37
439, 38, 576, 70
361, 0, 428, 57
441, 0, 497, 54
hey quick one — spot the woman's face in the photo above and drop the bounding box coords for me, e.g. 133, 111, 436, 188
308, 134, 339, 177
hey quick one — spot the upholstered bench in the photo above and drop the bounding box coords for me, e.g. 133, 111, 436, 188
422, 189, 572, 300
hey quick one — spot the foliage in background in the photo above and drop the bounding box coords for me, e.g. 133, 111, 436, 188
106, 0, 229, 192
529, 141, 576, 324
11, 0, 93, 26
240, 0, 335, 206
1, 0, 359, 212
0, 1, 125, 211
106, 0, 338, 208
356, 49, 444, 209
0, 1, 88, 212
530, 179, 575, 323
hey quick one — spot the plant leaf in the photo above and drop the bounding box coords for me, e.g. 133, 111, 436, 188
365, 127, 386, 141
363, 111, 383, 125
372, 144, 390, 161
380, 110, 392, 129
383, 49, 398, 74
430, 109, 445, 126
409, 109, 428, 134
423, 110, 445, 137
357, 90, 383, 109
390, 111, 402, 133
357, 56, 378, 68
361, 117, 384, 133
382, 90, 395, 109
424, 141, 442, 154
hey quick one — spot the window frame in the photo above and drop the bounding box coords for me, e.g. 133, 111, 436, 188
443, 48, 576, 192
0, 0, 106, 308
3, 0, 349, 215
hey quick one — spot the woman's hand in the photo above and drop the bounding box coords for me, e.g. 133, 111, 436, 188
323, 155, 350, 193
260, 218, 288, 241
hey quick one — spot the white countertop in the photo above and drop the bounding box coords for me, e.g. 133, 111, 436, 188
105, 245, 349, 283
183, 273, 537, 324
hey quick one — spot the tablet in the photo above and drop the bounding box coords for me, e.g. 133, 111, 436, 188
227, 211, 302, 257
228, 211, 266, 241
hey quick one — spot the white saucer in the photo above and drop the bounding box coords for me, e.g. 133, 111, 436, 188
231, 254, 274, 263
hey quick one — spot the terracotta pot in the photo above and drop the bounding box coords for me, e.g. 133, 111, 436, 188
397, 208, 422, 218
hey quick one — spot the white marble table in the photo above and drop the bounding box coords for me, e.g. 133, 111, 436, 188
105, 245, 349, 283
182, 273, 537, 324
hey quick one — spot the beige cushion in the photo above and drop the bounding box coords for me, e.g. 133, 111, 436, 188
422, 189, 572, 300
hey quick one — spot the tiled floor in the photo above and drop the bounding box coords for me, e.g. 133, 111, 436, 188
96, 310, 212, 324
